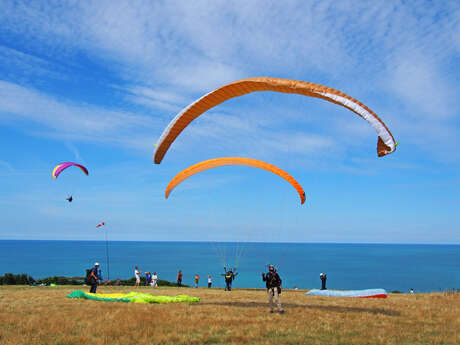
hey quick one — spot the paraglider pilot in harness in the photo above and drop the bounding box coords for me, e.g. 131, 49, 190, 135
221, 268, 238, 291
66, 196, 73, 202
86, 262, 99, 293
262, 265, 284, 314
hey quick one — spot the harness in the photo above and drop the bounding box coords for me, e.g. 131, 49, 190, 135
266, 272, 280, 288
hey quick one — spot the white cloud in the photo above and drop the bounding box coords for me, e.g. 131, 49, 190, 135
385, 50, 458, 120
0, 80, 158, 150
122, 85, 186, 112
0, 46, 67, 81
64, 142, 84, 164
0, 0, 458, 162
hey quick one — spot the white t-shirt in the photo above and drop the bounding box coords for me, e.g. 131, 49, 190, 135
152, 274, 158, 281
208, 277, 212, 283
135, 269, 140, 280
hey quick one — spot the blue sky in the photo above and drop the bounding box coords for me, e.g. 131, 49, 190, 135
0, 1, 459, 243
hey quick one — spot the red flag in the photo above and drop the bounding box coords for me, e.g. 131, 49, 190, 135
96, 222, 105, 228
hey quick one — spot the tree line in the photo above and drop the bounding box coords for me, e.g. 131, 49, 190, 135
0, 273, 183, 286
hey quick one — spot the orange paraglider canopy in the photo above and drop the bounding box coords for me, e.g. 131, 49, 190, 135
165, 157, 306, 205
154, 77, 396, 164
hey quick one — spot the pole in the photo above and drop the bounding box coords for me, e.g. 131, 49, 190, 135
104, 227, 110, 281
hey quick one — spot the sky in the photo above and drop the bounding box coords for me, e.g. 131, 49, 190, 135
0, 1, 459, 243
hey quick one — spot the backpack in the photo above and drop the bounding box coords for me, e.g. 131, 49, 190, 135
85, 268, 93, 284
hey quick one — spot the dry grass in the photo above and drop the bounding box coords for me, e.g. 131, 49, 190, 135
0, 285, 458, 345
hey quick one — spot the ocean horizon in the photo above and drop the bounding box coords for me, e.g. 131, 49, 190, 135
1, 240, 459, 293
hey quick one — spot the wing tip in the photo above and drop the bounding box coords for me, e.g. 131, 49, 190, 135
377, 136, 396, 157
153, 149, 163, 164
301, 192, 306, 205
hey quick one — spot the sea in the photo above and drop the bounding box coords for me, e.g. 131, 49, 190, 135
0, 240, 459, 292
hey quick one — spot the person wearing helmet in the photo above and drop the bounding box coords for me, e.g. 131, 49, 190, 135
89, 262, 100, 293
221, 268, 238, 291
262, 265, 284, 314
320, 273, 327, 290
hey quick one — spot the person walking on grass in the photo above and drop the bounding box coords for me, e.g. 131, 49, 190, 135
177, 270, 183, 287
208, 275, 212, 288
89, 262, 99, 293
134, 266, 142, 287
262, 265, 284, 314
194, 274, 200, 288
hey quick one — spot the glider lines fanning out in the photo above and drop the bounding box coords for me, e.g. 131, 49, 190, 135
154, 77, 396, 164
165, 157, 306, 205
52, 162, 88, 179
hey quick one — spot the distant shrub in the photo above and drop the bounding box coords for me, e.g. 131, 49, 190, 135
0, 272, 183, 287
36, 276, 83, 285
391, 290, 402, 294
0, 273, 35, 285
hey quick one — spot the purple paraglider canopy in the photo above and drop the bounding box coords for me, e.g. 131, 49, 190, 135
52, 162, 88, 179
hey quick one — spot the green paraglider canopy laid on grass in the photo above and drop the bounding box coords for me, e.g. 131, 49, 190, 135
67, 290, 200, 304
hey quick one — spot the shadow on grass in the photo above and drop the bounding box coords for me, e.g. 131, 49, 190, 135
194, 301, 400, 316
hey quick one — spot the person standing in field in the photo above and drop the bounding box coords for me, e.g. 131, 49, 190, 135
151, 272, 158, 287
145, 271, 151, 286
194, 274, 200, 288
222, 269, 238, 291
262, 265, 284, 314
320, 273, 327, 290
177, 270, 183, 287
134, 266, 142, 287
208, 275, 212, 288
89, 262, 99, 293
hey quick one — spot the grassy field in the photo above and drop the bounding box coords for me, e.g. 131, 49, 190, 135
0, 285, 458, 345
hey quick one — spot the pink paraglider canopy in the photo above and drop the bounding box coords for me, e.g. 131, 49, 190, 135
52, 162, 88, 179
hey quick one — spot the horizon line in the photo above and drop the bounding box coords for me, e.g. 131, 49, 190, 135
1, 238, 459, 245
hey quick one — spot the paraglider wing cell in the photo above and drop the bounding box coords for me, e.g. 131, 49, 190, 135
154, 77, 396, 164
165, 157, 306, 205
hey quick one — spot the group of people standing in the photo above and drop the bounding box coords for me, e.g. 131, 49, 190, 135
134, 266, 158, 287
179, 271, 213, 288
177, 269, 238, 290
